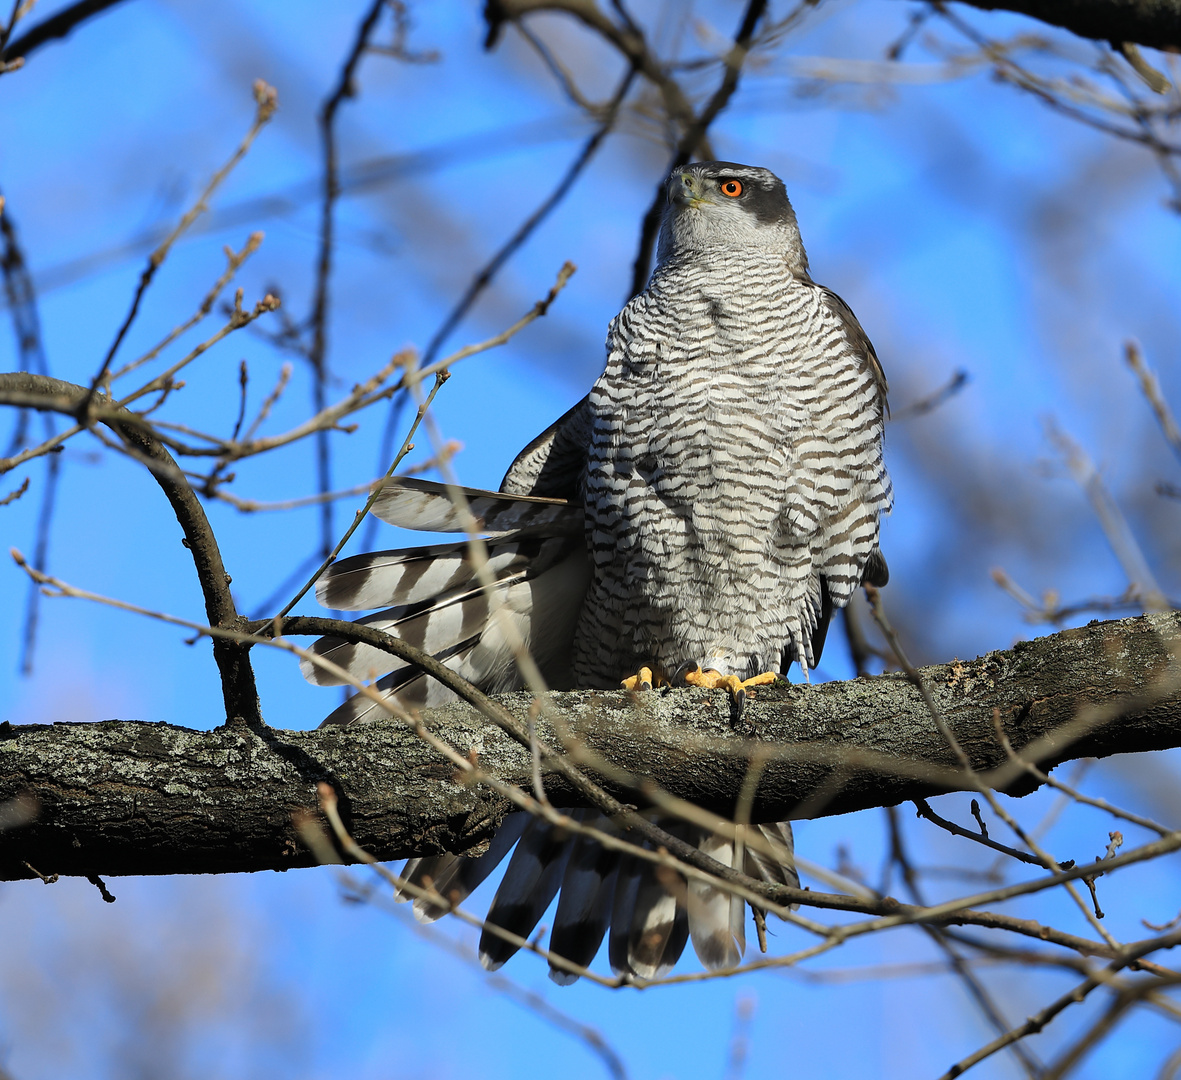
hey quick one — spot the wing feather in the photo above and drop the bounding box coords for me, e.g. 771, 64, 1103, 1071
370, 477, 581, 537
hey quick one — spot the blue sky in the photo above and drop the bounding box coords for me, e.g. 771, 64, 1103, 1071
3, 2, 1181, 1077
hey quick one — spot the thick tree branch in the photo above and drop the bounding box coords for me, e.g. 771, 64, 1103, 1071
950, 0, 1181, 51
1, 611, 1178, 883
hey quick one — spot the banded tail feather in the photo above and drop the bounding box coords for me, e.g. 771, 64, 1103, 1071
478, 817, 577, 970
397, 813, 530, 923
548, 813, 620, 984
687, 831, 746, 971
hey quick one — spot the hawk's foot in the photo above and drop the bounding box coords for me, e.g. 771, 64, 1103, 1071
621, 666, 657, 692
682, 668, 778, 694
683, 666, 778, 731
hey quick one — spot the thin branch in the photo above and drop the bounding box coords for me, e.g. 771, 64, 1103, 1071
913, 797, 1067, 870
107, 232, 265, 386
0, 474, 28, 505
1, 0, 131, 61
890, 369, 970, 421
939, 933, 1181, 1079
1045, 418, 1171, 612
308, 0, 387, 563
88, 80, 277, 398
992, 568, 1181, 626
1126, 339, 1181, 468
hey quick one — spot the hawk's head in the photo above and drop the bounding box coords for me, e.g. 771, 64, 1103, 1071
656, 161, 808, 273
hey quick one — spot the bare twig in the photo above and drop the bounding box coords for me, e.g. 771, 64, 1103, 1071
1045, 418, 1171, 613
1125, 340, 1181, 468
308, 0, 387, 563
992, 568, 1180, 625
1, 0, 131, 62
939, 931, 1181, 1080
890, 369, 970, 421
913, 797, 1067, 870
88, 80, 278, 398
108, 232, 265, 385
0, 475, 28, 505
1115, 41, 1171, 94
22, 860, 58, 884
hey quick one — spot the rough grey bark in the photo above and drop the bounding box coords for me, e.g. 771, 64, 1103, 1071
2, 611, 1178, 883
952, 0, 1181, 49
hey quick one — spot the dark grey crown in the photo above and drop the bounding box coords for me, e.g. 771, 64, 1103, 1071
674, 161, 793, 225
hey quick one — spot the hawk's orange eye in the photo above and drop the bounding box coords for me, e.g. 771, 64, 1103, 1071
720, 180, 743, 197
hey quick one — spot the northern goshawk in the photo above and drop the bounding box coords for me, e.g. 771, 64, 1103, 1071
302, 161, 893, 982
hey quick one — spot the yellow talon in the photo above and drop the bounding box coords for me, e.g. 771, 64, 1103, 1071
683, 667, 724, 690
683, 667, 778, 694
621, 666, 655, 692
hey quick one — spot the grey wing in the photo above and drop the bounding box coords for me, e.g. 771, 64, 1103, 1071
302, 474, 589, 719
500, 395, 592, 499
810, 286, 894, 612
818, 286, 889, 413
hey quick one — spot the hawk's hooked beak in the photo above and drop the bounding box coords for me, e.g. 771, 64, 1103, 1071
667, 172, 711, 209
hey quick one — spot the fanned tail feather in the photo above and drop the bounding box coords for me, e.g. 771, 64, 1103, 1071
305, 539, 589, 725
397, 813, 529, 923
548, 813, 620, 985
607, 821, 693, 980
745, 822, 801, 892
479, 819, 577, 971
315, 538, 565, 612
687, 829, 745, 971
625, 855, 691, 980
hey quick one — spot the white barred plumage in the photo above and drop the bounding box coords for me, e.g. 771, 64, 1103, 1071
303, 161, 892, 981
